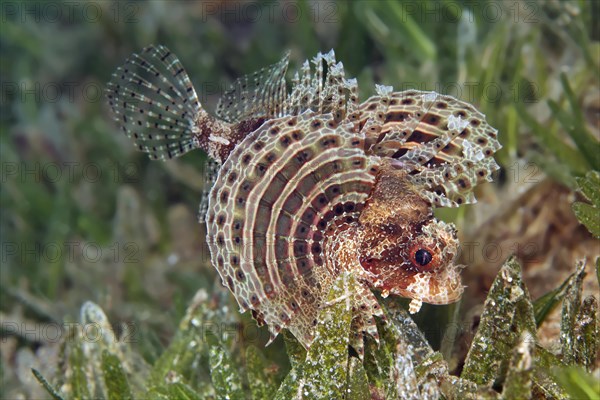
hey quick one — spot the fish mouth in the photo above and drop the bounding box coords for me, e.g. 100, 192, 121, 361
392, 262, 465, 305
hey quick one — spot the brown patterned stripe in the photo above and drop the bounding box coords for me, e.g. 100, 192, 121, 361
206, 112, 379, 340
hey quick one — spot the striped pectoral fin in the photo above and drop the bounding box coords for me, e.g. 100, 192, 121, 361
398, 129, 459, 167
206, 110, 381, 349
361, 90, 501, 207
268, 277, 323, 347
411, 156, 500, 207
244, 257, 323, 348
408, 114, 501, 207
106, 45, 205, 160
215, 51, 290, 123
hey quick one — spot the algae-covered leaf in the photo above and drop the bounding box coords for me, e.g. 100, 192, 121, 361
69, 341, 92, 400
78, 301, 148, 397
148, 327, 202, 386
363, 329, 397, 398
440, 375, 500, 399
31, 368, 65, 400
282, 330, 306, 369
80, 301, 119, 351
572, 296, 598, 371
379, 300, 435, 363
364, 301, 437, 399
38, 302, 150, 399
391, 339, 420, 400
146, 381, 204, 400
297, 272, 354, 399
560, 260, 585, 366
346, 357, 370, 400
533, 272, 574, 327
102, 350, 133, 400
361, 300, 447, 399
78, 300, 121, 393
575, 171, 600, 207
533, 345, 569, 398
206, 331, 245, 400
414, 352, 500, 399
165, 382, 204, 400
462, 257, 536, 385
246, 345, 278, 400
410, 348, 499, 399
502, 333, 535, 400
273, 367, 301, 400
273, 272, 354, 399
572, 203, 600, 238
144, 287, 242, 397
559, 261, 597, 371
572, 171, 600, 238
148, 289, 217, 393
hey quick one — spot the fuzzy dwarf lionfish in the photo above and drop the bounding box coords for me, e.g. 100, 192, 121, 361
106, 45, 500, 355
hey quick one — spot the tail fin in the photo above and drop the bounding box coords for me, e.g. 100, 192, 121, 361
106, 45, 203, 160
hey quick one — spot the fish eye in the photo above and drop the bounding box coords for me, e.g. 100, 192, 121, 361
414, 248, 432, 266
409, 244, 439, 272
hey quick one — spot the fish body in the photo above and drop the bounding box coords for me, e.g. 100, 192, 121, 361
107, 46, 500, 355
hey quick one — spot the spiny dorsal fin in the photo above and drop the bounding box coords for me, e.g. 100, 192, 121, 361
215, 51, 290, 123
215, 49, 359, 123
288, 50, 358, 119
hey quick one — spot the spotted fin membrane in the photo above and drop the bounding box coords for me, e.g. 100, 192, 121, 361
107, 46, 501, 356
357, 88, 501, 207
215, 51, 290, 123
106, 45, 203, 160
216, 49, 360, 123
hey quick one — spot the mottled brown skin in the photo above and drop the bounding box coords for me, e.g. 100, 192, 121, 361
194, 111, 266, 162
340, 159, 463, 310
316, 158, 463, 356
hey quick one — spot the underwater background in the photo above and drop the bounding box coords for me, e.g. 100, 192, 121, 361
1, 1, 599, 398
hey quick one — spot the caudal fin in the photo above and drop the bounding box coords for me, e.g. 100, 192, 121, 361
106, 45, 203, 160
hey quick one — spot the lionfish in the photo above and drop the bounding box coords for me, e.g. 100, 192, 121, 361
106, 45, 500, 355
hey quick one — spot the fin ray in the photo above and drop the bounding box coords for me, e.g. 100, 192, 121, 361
106, 45, 202, 160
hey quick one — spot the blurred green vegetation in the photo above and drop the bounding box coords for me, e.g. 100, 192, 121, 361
1, 0, 599, 398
